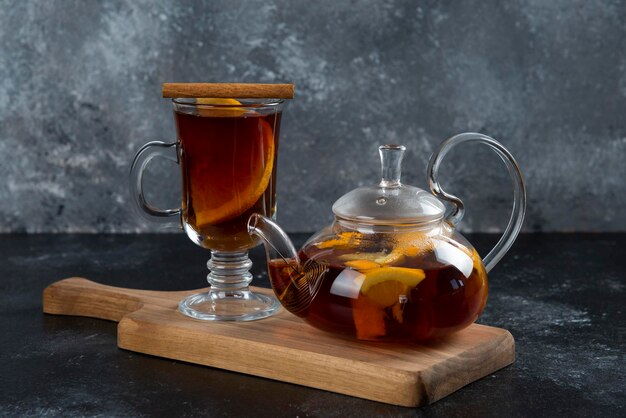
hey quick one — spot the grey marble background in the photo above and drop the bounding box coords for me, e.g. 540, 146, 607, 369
1, 0, 625, 233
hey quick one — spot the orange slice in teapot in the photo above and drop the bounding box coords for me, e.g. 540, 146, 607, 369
344, 259, 380, 270
378, 231, 432, 265
360, 267, 426, 307
334, 231, 432, 267
351, 267, 426, 339
352, 296, 387, 340
316, 231, 364, 249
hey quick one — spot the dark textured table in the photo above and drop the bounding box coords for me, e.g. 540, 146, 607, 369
1, 233, 624, 417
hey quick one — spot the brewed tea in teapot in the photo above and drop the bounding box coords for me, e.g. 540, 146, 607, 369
249, 133, 526, 341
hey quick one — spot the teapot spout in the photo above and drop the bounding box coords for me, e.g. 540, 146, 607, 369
248, 213, 300, 269
248, 214, 319, 317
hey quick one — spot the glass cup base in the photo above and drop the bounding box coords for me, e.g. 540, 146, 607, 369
178, 289, 281, 321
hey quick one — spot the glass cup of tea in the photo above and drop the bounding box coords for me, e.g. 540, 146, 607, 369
130, 96, 285, 321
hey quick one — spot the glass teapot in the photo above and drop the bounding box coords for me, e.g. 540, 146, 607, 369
248, 133, 526, 341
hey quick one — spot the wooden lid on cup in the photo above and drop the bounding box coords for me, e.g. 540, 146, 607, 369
162, 83, 294, 99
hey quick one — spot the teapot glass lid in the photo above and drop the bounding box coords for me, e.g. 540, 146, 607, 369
332, 145, 445, 225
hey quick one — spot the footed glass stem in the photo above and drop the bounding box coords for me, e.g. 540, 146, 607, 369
178, 251, 281, 321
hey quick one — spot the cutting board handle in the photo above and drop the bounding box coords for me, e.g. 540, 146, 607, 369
43, 277, 187, 322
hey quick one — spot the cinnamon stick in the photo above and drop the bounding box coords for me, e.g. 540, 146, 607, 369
162, 83, 294, 99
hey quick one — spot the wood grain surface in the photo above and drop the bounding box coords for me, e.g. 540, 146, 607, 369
43, 277, 515, 407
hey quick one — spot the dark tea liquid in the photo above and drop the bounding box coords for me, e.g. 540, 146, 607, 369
175, 107, 281, 251
268, 240, 488, 341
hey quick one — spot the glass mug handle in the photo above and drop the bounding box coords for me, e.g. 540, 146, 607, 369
129, 141, 182, 226
426, 133, 527, 272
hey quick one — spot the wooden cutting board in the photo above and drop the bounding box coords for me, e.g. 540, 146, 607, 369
43, 278, 515, 407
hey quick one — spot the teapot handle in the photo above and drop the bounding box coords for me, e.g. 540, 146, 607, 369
427, 133, 526, 272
